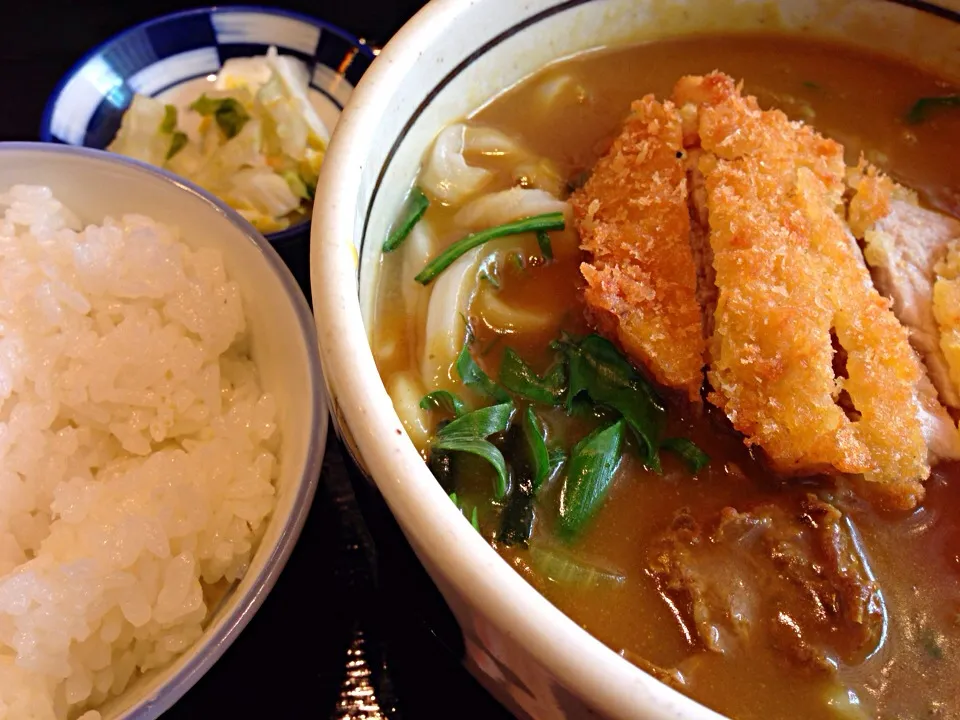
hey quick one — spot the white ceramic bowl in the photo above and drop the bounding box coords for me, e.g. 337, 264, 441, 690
0, 142, 326, 719
311, 1, 960, 718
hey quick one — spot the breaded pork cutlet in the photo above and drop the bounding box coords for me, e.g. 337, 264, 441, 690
571, 96, 705, 401
674, 73, 932, 505
848, 163, 960, 412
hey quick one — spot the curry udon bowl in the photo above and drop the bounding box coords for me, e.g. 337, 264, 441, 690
311, 1, 960, 718
0, 143, 326, 719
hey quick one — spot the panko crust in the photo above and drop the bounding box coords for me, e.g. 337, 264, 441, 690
675, 73, 928, 501
572, 95, 706, 401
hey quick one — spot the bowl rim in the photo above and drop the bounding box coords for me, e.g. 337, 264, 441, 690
310, 2, 725, 718
0, 140, 328, 718
37, 4, 376, 246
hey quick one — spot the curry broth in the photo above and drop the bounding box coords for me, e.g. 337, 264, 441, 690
373, 33, 960, 719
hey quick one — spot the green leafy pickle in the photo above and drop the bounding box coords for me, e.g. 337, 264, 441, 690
160, 104, 178, 134
166, 131, 188, 160
189, 94, 251, 139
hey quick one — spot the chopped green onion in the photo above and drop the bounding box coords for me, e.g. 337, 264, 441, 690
557, 334, 664, 468
558, 420, 624, 540
524, 408, 550, 492
383, 187, 429, 252
189, 94, 251, 139
536, 228, 553, 260
436, 402, 513, 441
498, 348, 566, 406
479, 268, 500, 289
529, 544, 626, 589
161, 104, 178, 134
433, 437, 509, 500
450, 492, 481, 533
661, 437, 709, 473
497, 476, 535, 547
434, 402, 514, 499
523, 407, 552, 492
166, 131, 188, 161
420, 390, 466, 418
415, 212, 565, 285
905, 95, 960, 125
548, 447, 567, 477
430, 450, 455, 491
456, 336, 510, 403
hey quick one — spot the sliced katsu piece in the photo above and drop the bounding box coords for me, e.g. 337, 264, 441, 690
684, 150, 718, 340
673, 73, 931, 504
571, 95, 706, 401
848, 163, 960, 411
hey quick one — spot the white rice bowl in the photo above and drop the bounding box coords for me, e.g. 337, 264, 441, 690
0, 184, 280, 719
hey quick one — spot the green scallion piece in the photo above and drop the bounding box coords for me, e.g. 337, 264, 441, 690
383, 187, 430, 252
905, 95, 960, 125
415, 212, 565, 285
419, 390, 466, 418
661, 437, 710, 473
536, 228, 553, 260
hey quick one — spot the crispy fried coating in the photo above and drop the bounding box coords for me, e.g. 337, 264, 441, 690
571, 96, 705, 400
675, 73, 929, 500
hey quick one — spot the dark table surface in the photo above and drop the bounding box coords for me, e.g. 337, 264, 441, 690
0, 2, 516, 718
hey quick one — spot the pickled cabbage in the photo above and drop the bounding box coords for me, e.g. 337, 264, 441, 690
107, 47, 328, 232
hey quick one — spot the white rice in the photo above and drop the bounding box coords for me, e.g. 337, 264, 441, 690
0, 185, 280, 719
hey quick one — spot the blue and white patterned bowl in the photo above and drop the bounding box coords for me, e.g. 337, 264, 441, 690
39, 6, 374, 262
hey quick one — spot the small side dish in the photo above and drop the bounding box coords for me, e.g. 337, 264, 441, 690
0, 184, 279, 719
108, 48, 329, 233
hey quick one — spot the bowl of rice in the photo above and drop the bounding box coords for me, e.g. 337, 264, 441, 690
0, 142, 325, 719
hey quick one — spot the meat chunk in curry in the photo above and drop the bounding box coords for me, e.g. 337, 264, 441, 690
648, 494, 885, 671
